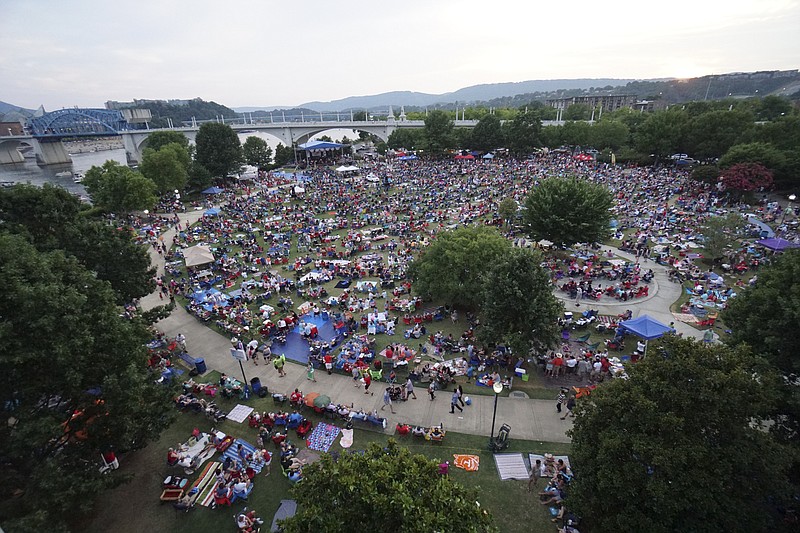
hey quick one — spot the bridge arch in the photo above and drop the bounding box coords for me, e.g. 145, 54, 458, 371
28, 108, 128, 137
294, 126, 391, 145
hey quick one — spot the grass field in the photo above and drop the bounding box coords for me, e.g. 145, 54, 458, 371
83, 390, 570, 533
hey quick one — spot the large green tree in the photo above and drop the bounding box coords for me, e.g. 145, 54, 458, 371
701, 212, 745, 262
503, 110, 542, 155
470, 114, 504, 152
0, 234, 174, 531
423, 110, 455, 154
479, 248, 562, 354
635, 109, 689, 158
387, 128, 424, 150
82, 160, 157, 214
139, 143, 189, 195
242, 136, 273, 170
408, 226, 511, 309
143, 130, 189, 152
523, 177, 613, 246
281, 440, 495, 533
568, 337, 790, 533
0, 184, 156, 304
685, 109, 754, 160
274, 143, 295, 167
195, 122, 242, 177
590, 120, 630, 150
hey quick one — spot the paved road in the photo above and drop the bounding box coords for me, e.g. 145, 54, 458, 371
141, 211, 700, 444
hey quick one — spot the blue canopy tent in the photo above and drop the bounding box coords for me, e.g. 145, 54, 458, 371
297, 140, 343, 151
756, 237, 800, 252
204, 208, 221, 217
619, 315, 674, 358
202, 186, 224, 194
397, 155, 417, 161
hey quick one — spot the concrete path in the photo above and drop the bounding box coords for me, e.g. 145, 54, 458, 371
140, 213, 696, 445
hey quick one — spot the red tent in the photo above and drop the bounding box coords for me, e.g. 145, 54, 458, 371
574, 153, 593, 162
454, 154, 475, 160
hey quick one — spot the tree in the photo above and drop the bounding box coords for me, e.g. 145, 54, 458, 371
281, 440, 495, 533
423, 110, 455, 154
719, 142, 787, 171
590, 120, 630, 150
242, 136, 273, 170
523, 177, 613, 246
139, 144, 188, 195
408, 226, 511, 310
724, 250, 800, 441
478, 248, 562, 354
0, 184, 156, 303
194, 122, 242, 177
568, 336, 790, 533
143, 130, 189, 152
0, 234, 174, 531
690, 164, 720, 184
83, 160, 157, 213
470, 114, 504, 152
387, 128, 424, 150
685, 109, 754, 160
757, 95, 793, 121
497, 197, 518, 225
561, 121, 592, 148
563, 103, 590, 121
503, 110, 542, 155
274, 143, 294, 167
719, 163, 774, 198
187, 161, 213, 191
635, 109, 689, 158
701, 212, 745, 262
540, 125, 564, 149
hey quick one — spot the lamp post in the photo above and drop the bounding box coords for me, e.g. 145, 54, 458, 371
489, 381, 503, 446
778, 194, 796, 237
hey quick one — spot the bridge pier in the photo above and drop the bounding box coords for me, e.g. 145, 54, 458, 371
122, 133, 143, 165
33, 139, 71, 165
0, 140, 25, 164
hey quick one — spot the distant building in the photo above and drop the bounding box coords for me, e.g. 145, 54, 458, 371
546, 94, 638, 112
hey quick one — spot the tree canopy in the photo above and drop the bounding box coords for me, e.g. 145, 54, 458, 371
0, 233, 174, 531
502, 110, 542, 155
195, 122, 242, 177
478, 248, 562, 355
139, 143, 189, 195
470, 114, 504, 152
423, 110, 455, 154
242, 135, 273, 170
408, 226, 511, 309
700, 212, 745, 262
568, 336, 790, 533
143, 130, 189, 152
523, 177, 613, 246
81, 160, 157, 214
281, 440, 495, 533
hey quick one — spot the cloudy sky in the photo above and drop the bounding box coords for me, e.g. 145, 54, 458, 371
2, 0, 798, 110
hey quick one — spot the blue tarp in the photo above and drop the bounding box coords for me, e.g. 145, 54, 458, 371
397, 155, 417, 160
620, 315, 673, 340
202, 186, 224, 194
298, 140, 343, 151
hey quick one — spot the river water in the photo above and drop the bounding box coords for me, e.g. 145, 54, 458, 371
0, 129, 358, 193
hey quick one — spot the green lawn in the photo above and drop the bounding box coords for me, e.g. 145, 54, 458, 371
84, 393, 570, 533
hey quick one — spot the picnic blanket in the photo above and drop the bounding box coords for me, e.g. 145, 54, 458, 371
529, 454, 572, 476
226, 404, 255, 423
271, 499, 298, 532
221, 438, 265, 473
672, 312, 699, 325
306, 422, 340, 452
453, 454, 480, 472
189, 461, 221, 505
177, 433, 216, 468
339, 428, 353, 449
494, 453, 528, 480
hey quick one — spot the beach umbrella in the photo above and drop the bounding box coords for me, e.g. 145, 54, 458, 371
313, 394, 331, 408
303, 392, 320, 407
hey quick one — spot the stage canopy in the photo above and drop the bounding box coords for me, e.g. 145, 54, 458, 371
297, 140, 343, 151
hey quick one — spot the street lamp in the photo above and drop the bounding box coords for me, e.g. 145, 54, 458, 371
489, 381, 503, 447
779, 194, 797, 236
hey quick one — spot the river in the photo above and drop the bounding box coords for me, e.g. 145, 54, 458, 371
0, 129, 359, 192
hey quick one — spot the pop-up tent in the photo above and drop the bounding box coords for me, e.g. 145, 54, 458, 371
756, 237, 800, 252
335, 165, 359, 172
619, 315, 674, 358
204, 208, 221, 217
202, 186, 224, 194
183, 245, 215, 267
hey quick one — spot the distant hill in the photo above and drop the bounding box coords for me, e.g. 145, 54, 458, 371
0, 101, 34, 121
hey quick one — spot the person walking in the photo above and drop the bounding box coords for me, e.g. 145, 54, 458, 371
324, 353, 333, 375
352, 366, 362, 388
450, 390, 463, 414
555, 389, 566, 414
176, 333, 187, 353
456, 384, 465, 407
405, 377, 417, 400
364, 371, 373, 395
273, 355, 286, 377
575, 286, 583, 307
428, 381, 436, 401
306, 361, 316, 382
381, 388, 395, 414
561, 395, 576, 420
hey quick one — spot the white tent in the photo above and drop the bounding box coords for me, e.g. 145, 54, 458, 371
183, 245, 215, 267
335, 165, 359, 172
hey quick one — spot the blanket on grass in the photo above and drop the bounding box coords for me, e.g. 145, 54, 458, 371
226, 404, 254, 423
189, 461, 220, 505
493, 453, 528, 480
306, 422, 340, 452
528, 454, 572, 476
453, 454, 480, 472
222, 438, 265, 474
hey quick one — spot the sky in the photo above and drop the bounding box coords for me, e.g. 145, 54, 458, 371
1, 0, 799, 110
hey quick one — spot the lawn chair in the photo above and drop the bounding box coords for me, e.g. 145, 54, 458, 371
489, 423, 511, 452
584, 342, 600, 352
697, 312, 718, 327
575, 333, 591, 344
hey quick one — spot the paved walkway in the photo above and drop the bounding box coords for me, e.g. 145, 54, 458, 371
141, 212, 700, 445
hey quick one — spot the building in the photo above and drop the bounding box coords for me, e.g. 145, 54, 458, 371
546, 94, 638, 112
